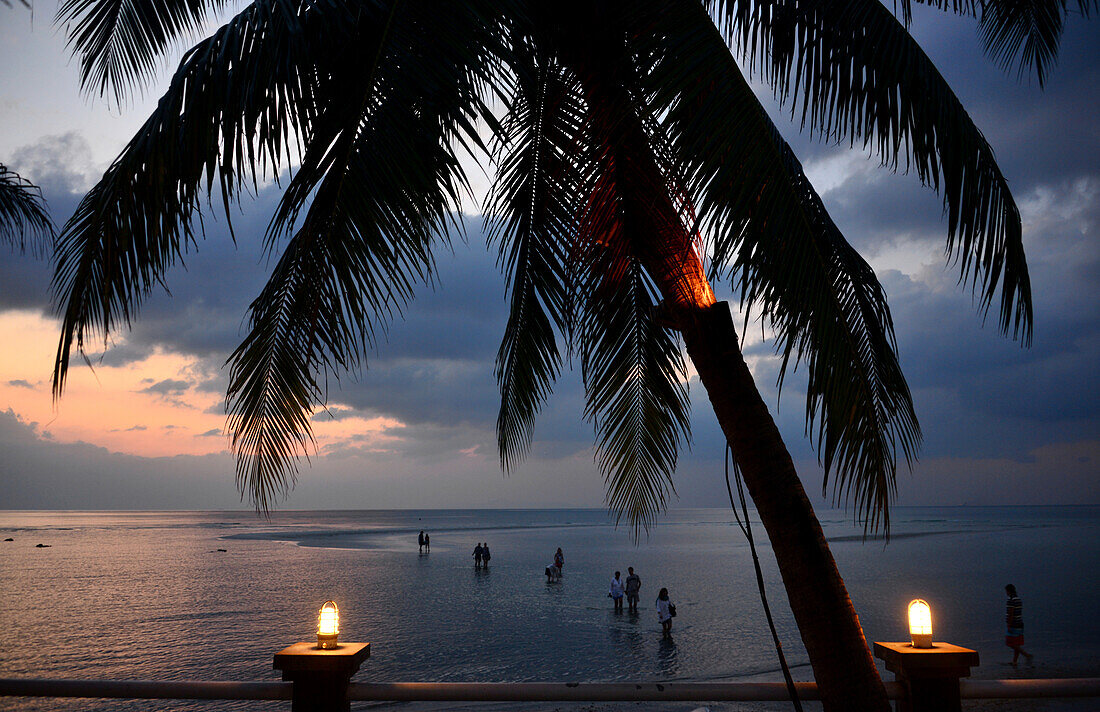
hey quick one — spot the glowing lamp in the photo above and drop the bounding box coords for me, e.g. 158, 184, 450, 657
317, 600, 340, 649
908, 598, 933, 648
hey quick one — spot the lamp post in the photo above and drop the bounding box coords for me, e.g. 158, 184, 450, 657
317, 601, 340, 650
273, 601, 370, 712
907, 599, 932, 649
874, 599, 979, 712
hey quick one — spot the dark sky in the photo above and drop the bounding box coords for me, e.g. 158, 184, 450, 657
0, 4, 1097, 514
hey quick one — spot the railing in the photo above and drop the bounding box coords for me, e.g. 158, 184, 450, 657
0, 679, 290, 700
2, 677, 1099, 701
3, 639, 1097, 710
960, 679, 1100, 699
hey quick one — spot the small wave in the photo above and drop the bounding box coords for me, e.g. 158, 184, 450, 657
143, 609, 257, 624
223, 520, 619, 548
225, 518, 1050, 550
827, 523, 1048, 543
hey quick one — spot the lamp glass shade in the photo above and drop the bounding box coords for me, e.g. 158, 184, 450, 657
908, 598, 933, 648
317, 600, 340, 649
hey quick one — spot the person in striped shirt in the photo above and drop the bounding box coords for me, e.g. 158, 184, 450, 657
1005, 584, 1034, 666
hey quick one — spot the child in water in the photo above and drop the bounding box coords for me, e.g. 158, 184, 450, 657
656, 588, 674, 635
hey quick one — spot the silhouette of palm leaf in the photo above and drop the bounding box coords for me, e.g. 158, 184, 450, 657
651, 2, 919, 530
898, 2, 1097, 86
978, 0, 1097, 85
570, 60, 693, 534
485, 46, 582, 470
56, 0, 229, 104
52, 0, 336, 398
0, 164, 54, 256
226, 0, 503, 508
710, 0, 1032, 344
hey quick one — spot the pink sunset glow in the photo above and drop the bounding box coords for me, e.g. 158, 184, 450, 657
0, 311, 404, 459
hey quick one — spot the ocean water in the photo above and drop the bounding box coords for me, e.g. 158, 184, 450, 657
0, 507, 1097, 711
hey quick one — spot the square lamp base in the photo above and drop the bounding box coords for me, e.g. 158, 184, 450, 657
874, 642, 979, 712
273, 642, 370, 712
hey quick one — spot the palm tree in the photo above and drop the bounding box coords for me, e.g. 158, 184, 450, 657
48, 0, 1092, 708
0, 164, 53, 254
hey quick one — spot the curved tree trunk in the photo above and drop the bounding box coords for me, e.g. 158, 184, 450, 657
582, 86, 890, 710
559, 28, 891, 710
678, 302, 890, 712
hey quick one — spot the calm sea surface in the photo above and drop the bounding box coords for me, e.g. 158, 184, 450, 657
1, 507, 1097, 711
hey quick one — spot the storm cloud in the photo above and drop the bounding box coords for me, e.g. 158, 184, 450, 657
1, 5, 1097, 511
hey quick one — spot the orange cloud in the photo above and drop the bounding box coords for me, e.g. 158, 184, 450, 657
0, 310, 406, 459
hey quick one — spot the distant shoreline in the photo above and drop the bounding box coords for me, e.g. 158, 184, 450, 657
2, 503, 1097, 513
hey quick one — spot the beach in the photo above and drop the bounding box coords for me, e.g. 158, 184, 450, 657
1, 507, 1097, 711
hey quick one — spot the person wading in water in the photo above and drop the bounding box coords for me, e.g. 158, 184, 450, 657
625, 567, 641, 613
1005, 584, 1034, 666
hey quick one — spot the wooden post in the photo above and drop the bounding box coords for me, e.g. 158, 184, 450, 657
874, 642, 979, 712
273, 642, 370, 712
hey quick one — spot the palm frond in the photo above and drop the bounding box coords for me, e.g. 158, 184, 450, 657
710, 0, 1032, 345
485, 44, 585, 470
560, 52, 694, 535
225, 240, 325, 512
51, 0, 342, 398
978, 1, 1097, 86
895, 2, 1095, 85
227, 0, 504, 509
0, 164, 55, 256
652, 3, 919, 530
56, 0, 230, 104
895, 0, 977, 26
578, 251, 691, 535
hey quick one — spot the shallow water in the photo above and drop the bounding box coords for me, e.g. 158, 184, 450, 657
0, 507, 1097, 711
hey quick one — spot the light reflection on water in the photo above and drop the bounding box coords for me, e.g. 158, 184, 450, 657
0, 507, 1097, 711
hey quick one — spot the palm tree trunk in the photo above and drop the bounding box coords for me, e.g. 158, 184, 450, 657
677, 301, 890, 712
560, 35, 890, 710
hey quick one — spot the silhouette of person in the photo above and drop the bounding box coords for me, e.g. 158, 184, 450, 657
609, 571, 625, 612
656, 587, 674, 635
545, 548, 563, 582
1005, 584, 1033, 666
625, 567, 641, 612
